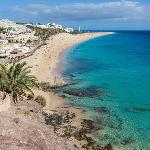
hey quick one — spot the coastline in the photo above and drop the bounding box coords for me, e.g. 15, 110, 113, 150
21, 32, 113, 85
20, 32, 114, 148
50, 32, 114, 86
20, 32, 113, 111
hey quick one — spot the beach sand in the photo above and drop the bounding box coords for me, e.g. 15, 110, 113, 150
21, 32, 112, 110
20, 32, 113, 149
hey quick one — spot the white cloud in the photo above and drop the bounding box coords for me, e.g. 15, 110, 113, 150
12, 1, 150, 21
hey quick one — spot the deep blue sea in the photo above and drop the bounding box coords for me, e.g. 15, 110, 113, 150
59, 31, 150, 149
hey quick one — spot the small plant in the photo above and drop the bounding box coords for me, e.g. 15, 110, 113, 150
34, 95, 46, 107
26, 39, 32, 44
27, 94, 34, 100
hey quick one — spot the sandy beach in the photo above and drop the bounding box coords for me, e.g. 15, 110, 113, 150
22, 32, 112, 84
20, 32, 113, 149
21, 32, 112, 110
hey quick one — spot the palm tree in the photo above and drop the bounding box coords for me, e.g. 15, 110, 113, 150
0, 62, 38, 103
0, 65, 9, 100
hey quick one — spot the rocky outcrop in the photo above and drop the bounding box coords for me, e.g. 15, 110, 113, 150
63, 87, 103, 97
0, 100, 75, 150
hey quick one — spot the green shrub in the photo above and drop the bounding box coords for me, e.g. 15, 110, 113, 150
27, 94, 34, 100
34, 95, 46, 107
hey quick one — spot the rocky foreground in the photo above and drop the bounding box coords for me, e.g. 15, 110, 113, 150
0, 100, 75, 150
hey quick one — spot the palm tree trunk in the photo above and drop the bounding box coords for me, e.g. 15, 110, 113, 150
12, 91, 17, 104
2, 91, 7, 101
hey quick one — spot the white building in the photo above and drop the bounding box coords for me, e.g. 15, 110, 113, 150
18, 46, 30, 53
0, 19, 32, 34
0, 44, 13, 56
0, 19, 37, 43
0, 43, 31, 58
79, 27, 81, 32
65, 28, 74, 33
0, 39, 8, 45
34, 23, 64, 30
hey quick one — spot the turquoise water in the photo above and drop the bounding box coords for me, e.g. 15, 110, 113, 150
60, 32, 150, 149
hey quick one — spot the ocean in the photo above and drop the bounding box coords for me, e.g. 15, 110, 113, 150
58, 31, 150, 149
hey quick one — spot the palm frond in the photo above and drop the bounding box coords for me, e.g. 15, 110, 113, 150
0, 62, 38, 103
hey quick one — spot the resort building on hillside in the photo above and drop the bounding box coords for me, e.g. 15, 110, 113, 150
0, 19, 38, 44
29, 22, 74, 33
0, 43, 31, 58
0, 39, 8, 45
6, 32, 38, 43
65, 28, 74, 33
33, 23, 64, 30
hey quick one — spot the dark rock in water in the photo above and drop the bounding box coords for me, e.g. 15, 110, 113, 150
81, 119, 102, 133
91, 145, 103, 150
62, 72, 77, 78
125, 107, 150, 113
62, 72, 76, 78
104, 144, 113, 150
82, 137, 96, 149
72, 128, 87, 140
92, 144, 113, 150
59, 94, 68, 98
70, 74, 76, 78
39, 82, 77, 92
91, 143, 113, 150
63, 87, 103, 97
95, 107, 110, 115
86, 137, 96, 147
121, 137, 134, 145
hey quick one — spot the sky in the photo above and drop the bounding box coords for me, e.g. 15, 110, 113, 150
0, 0, 150, 30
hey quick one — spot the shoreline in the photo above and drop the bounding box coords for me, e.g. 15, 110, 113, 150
20, 32, 113, 111
20, 32, 114, 148
21, 32, 113, 85
50, 32, 114, 86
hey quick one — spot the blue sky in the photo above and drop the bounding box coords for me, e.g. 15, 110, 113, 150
1, 0, 150, 30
